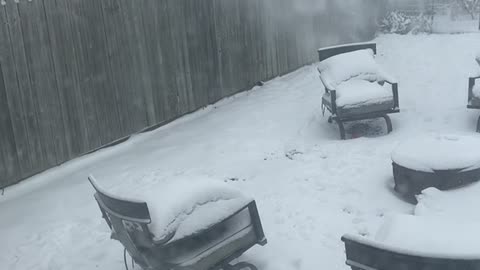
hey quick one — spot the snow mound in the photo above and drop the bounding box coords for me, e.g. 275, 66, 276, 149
375, 214, 480, 258
108, 176, 252, 242
415, 182, 480, 220
335, 80, 393, 108
391, 133, 480, 172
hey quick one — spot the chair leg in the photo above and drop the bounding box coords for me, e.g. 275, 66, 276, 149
224, 262, 258, 270
383, 115, 393, 133
334, 119, 346, 140
477, 115, 480, 133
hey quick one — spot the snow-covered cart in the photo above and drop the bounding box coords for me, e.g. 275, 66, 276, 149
342, 214, 480, 270
87, 175, 267, 270
317, 43, 400, 139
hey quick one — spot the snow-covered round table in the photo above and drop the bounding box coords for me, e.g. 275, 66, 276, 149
391, 134, 480, 202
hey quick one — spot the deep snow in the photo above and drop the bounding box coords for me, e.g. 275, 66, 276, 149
2, 33, 480, 270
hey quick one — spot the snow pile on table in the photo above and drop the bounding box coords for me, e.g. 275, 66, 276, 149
391, 133, 480, 172
375, 214, 480, 258
415, 182, 480, 220
105, 175, 252, 242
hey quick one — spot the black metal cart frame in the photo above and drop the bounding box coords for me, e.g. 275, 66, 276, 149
318, 43, 400, 140
467, 75, 480, 132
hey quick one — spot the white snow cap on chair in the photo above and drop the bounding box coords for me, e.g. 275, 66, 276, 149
317, 49, 397, 89
110, 175, 252, 243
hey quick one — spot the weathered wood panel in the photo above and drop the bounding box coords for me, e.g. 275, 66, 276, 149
2, 3, 47, 178
0, 0, 381, 188
0, 63, 19, 186
16, 0, 68, 166
43, 0, 89, 159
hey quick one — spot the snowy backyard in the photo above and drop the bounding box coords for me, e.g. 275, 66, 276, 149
2, 33, 480, 269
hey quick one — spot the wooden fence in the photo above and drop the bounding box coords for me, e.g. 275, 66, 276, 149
0, 0, 383, 188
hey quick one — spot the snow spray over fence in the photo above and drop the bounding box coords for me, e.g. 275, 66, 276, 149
0, 0, 383, 188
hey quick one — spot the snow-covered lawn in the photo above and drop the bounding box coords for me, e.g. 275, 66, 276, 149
2, 33, 480, 270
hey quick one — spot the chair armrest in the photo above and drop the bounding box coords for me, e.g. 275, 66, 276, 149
151, 230, 175, 246
378, 69, 398, 85
468, 77, 480, 101
317, 67, 336, 93
388, 82, 399, 109
330, 90, 338, 115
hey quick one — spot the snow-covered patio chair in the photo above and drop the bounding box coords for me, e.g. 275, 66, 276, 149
87, 175, 267, 270
317, 43, 400, 139
342, 214, 480, 270
467, 67, 480, 132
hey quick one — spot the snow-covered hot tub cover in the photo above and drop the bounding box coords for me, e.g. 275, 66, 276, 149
108, 176, 252, 243
391, 133, 480, 172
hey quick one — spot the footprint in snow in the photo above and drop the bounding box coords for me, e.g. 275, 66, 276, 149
342, 205, 354, 214
357, 226, 370, 237
285, 149, 303, 160
352, 217, 364, 224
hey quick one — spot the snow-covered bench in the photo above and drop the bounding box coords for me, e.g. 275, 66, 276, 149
87, 175, 267, 270
467, 55, 480, 132
317, 43, 399, 139
342, 214, 480, 270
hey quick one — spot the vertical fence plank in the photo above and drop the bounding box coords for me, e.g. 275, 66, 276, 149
3, 3, 46, 178
0, 8, 21, 187
67, 0, 122, 148
120, 0, 154, 129
100, 0, 149, 135
0, 62, 20, 187
155, 0, 180, 121
43, 0, 89, 159
16, 0, 68, 166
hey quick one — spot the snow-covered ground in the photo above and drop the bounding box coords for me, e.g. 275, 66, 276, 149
2, 33, 480, 270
